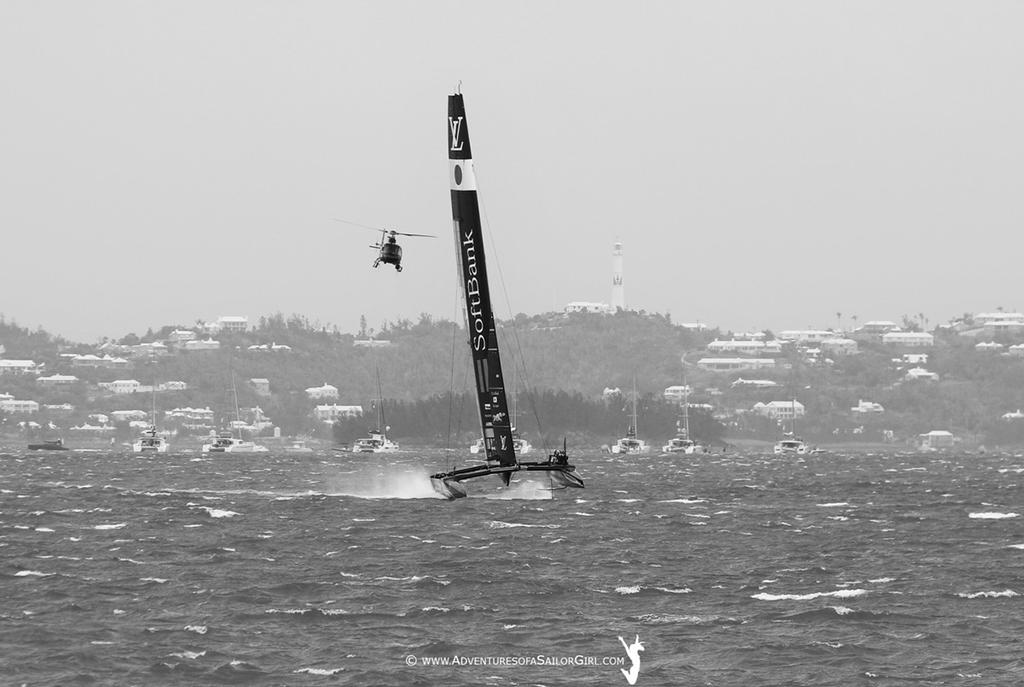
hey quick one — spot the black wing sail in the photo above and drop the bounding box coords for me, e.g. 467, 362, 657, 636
448, 93, 517, 480
431, 92, 584, 500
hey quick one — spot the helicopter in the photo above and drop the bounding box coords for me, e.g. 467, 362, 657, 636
333, 219, 436, 272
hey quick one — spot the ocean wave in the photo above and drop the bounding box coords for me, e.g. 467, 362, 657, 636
170, 650, 206, 660
615, 585, 642, 594
194, 506, 240, 518
15, 570, 52, 577
487, 521, 560, 529
752, 589, 868, 601
295, 667, 343, 675
94, 523, 127, 530
184, 625, 208, 634
969, 512, 1019, 519
633, 613, 741, 626
817, 502, 850, 507
957, 590, 1019, 599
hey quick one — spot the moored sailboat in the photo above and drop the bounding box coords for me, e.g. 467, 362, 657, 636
202, 376, 268, 453
133, 425, 169, 453
430, 91, 584, 499
353, 369, 400, 453
611, 380, 650, 454
773, 398, 808, 455
662, 384, 704, 454
133, 383, 169, 453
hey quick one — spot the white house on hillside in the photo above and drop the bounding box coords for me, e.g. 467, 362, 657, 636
663, 385, 692, 402
707, 339, 782, 355
0, 399, 39, 413
777, 330, 834, 343
37, 374, 79, 386
752, 400, 805, 420
314, 404, 363, 422
0, 360, 42, 376
851, 400, 884, 413
215, 315, 249, 333
882, 331, 934, 347
821, 338, 858, 355
306, 383, 339, 400
100, 379, 142, 394
182, 338, 220, 351
698, 358, 776, 372
905, 367, 939, 382
731, 378, 779, 389
564, 301, 613, 314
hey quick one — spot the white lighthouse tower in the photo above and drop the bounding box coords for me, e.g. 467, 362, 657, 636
611, 240, 625, 311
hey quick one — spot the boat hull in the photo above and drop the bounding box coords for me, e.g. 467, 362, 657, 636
133, 442, 169, 453
431, 478, 469, 500
430, 458, 584, 499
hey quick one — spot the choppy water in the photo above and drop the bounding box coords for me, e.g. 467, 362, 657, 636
2, 448, 1023, 686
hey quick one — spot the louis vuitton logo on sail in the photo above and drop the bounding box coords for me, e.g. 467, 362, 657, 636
449, 116, 464, 151
461, 227, 487, 352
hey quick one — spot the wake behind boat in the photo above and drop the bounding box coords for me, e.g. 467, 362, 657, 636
430, 91, 584, 500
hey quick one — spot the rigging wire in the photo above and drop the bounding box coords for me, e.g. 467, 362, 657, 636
474, 167, 549, 452
445, 277, 471, 471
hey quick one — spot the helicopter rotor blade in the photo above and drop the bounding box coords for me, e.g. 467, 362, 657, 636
331, 218, 386, 233
391, 231, 437, 238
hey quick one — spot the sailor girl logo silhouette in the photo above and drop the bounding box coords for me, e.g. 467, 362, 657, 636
618, 634, 644, 684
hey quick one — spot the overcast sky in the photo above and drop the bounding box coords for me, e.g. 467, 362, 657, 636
2, 2, 1021, 342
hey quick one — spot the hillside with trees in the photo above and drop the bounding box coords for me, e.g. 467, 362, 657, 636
5, 309, 1024, 448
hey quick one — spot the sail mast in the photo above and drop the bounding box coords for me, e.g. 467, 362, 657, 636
376, 367, 387, 432
448, 93, 517, 480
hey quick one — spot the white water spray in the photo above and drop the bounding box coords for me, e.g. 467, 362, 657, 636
479, 478, 553, 500
325, 465, 443, 499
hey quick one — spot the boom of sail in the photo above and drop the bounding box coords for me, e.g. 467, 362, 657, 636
430, 92, 584, 499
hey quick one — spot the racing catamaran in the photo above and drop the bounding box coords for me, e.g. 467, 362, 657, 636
430, 91, 584, 499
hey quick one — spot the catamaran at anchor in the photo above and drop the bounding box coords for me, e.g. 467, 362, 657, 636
430, 91, 584, 500
353, 369, 400, 453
